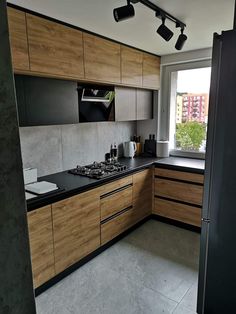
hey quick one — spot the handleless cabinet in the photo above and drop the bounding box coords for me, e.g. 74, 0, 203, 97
121, 46, 143, 86
133, 169, 153, 222
26, 14, 84, 79
142, 53, 160, 89
52, 188, 101, 274
27, 205, 55, 288
83, 33, 121, 83
136, 89, 153, 120
115, 86, 137, 121
7, 7, 30, 71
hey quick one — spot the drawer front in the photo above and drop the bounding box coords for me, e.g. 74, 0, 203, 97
101, 207, 136, 245
100, 175, 133, 196
155, 168, 204, 184
154, 198, 201, 227
155, 178, 203, 206
101, 185, 133, 221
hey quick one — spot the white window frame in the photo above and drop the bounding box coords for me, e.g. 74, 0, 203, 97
158, 59, 211, 159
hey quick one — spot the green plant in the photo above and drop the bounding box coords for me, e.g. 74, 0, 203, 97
176, 121, 206, 151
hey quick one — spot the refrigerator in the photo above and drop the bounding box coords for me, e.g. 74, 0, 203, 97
197, 30, 236, 313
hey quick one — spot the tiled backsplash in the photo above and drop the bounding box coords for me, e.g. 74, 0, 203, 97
19, 121, 136, 177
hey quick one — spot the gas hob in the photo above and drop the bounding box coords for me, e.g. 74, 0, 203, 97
68, 161, 128, 179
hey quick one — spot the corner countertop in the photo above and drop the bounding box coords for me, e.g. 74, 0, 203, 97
26, 156, 205, 212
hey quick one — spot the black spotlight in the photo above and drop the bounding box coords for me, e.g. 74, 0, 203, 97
157, 17, 174, 41
113, 1, 135, 22
175, 29, 187, 50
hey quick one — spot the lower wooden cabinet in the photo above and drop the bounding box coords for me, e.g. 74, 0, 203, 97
154, 198, 201, 227
154, 167, 204, 227
27, 205, 55, 288
52, 188, 101, 274
133, 169, 152, 222
101, 207, 136, 245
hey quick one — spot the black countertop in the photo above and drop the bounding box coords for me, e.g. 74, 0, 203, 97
27, 156, 205, 211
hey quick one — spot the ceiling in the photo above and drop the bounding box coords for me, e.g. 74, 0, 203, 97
8, 0, 235, 55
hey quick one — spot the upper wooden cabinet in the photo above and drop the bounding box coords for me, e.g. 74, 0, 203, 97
27, 205, 55, 288
115, 86, 136, 121
52, 188, 101, 274
121, 46, 143, 86
26, 14, 84, 79
83, 33, 121, 83
142, 53, 160, 89
7, 7, 30, 71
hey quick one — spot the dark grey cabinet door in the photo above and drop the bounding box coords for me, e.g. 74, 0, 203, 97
115, 86, 136, 121
136, 89, 153, 120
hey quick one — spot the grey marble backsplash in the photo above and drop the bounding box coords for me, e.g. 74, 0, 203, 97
19, 121, 136, 177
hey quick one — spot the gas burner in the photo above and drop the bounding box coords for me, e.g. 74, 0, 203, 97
68, 161, 128, 179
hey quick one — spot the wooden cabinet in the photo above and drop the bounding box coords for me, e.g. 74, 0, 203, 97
27, 205, 55, 288
83, 33, 121, 83
52, 188, 100, 274
154, 198, 201, 227
101, 185, 133, 221
155, 178, 203, 206
154, 167, 204, 227
136, 89, 153, 120
7, 7, 30, 71
133, 169, 153, 222
26, 14, 84, 79
142, 53, 160, 89
121, 46, 143, 86
101, 207, 137, 245
115, 86, 136, 121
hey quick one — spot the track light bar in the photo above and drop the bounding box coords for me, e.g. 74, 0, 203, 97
114, 0, 187, 50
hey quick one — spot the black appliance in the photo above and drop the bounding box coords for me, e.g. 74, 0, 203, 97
68, 161, 127, 179
78, 85, 115, 122
197, 30, 236, 313
15, 75, 79, 126
144, 135, 156, 156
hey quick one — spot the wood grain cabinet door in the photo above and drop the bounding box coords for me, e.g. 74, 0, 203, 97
133, 169, 152, 222
26, 14, 84, 79
142, 53, 160, 89
52, 189, 101, 274
83, 33, 121, 83
27, 205, 55, 288
7, 7, 30, 71
121, 46, 143, 86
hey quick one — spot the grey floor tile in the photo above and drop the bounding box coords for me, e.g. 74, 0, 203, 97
75, 274, 178, 314
172, 303, 197, 314
178, 282, 198, 312
36, 220, 200, 314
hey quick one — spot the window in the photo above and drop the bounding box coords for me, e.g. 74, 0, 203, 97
169, 66, 211, 157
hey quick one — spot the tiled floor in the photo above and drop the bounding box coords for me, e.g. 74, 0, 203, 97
36, 220, 200, 314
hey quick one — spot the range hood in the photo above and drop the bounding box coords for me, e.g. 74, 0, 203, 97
81, 87, 114, 103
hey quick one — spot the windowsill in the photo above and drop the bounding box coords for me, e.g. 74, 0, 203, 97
169, 149, 205, 160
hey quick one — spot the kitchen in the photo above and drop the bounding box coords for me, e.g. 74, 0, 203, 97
1, 0, 236, 313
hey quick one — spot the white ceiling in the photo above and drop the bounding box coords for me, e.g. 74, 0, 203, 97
8, 0, 235, 55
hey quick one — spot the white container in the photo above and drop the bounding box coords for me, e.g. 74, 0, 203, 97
156, 141, 169, 158
23, 168, 37, 185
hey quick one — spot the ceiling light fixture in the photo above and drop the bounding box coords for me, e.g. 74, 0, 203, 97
156, 17, 174, 42
175, 27, 188, 50
114, 0, 187, 50
113, 0, 135, 22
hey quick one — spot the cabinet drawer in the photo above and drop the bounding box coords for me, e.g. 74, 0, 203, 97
155, 178, 203, 206
155, 168, 204, 184
154, 198, 201, 227
100, 175, 133, 196
101, 185, 133, 221
101, 207, 135, 245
